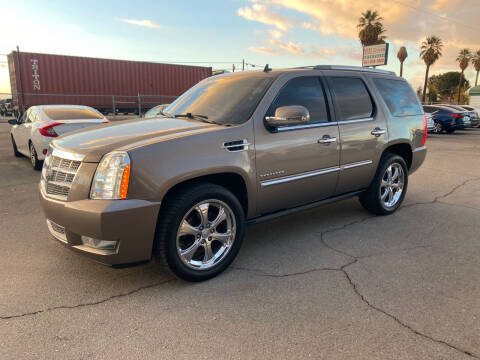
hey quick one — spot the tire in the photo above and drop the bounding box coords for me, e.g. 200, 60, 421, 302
446, 129, 455, 134
433, 122, 443, 134
153, 183, 245, 282
359, 153, 408, 215
11, 136, 22, 157
29, 142, 42, 170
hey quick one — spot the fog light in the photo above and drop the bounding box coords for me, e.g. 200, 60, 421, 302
81, 236, 118, 250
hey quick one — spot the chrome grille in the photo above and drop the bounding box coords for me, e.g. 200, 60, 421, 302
46, 219, 67, 243
42, 150, 83, 201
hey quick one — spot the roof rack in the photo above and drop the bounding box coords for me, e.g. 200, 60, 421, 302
298, 65, 395, 76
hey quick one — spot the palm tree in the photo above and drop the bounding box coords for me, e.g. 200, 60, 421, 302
420, 36, 443, 103
397, 46, 408, 77
456, 49, 471, 104
357, 10, 387, 46
473, 50, 480, 87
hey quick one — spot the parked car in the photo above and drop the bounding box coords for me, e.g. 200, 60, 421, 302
0, 98, 13, 116
423, 105, 465, 133
458, 105, 480, 127
9, 105, 109, 170
439, 104, 473, 127
425, 112, 434, 132
144, 104, 170, 118
40, 65, 427, 281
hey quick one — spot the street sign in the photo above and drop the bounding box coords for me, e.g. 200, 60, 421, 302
362, 43, 389, 67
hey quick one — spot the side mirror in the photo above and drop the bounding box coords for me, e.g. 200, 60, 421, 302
265, 105, 310, 127
8, 119, 18, 125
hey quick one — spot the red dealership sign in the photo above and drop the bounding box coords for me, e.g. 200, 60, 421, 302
362, 43, 389, 67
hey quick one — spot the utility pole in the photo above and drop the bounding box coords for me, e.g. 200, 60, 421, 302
242, 59, 245, 72
232, 64, 235, 72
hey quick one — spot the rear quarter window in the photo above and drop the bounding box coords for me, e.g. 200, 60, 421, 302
373, 78, 423, 117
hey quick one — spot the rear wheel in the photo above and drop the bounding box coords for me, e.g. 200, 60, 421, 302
154, 183, 245, 282
446, 129, 455, 134
433, 122, 443, 134
11, 135, 22, 157
360, 153, 408, 215
29, 142, 42, 170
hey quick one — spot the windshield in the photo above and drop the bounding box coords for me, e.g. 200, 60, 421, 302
163, 73, 275, 125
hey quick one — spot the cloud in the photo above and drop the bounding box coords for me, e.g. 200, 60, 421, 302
119, 18, 162, 29
248, 46, 282, 55
267, 29, 284, 39
237, 3, 293, 31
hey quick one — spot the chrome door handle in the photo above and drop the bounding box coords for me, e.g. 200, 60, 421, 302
371, 128, 386, 137
318, 137, 337, 144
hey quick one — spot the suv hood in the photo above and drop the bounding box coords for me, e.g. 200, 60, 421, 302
52, 117, 220, 162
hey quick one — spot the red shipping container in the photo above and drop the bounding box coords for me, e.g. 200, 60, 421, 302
7, 51, 212, 115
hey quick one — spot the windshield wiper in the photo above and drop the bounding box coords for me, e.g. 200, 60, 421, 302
174, 112, 209, 120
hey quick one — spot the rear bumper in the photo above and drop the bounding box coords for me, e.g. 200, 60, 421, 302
40, 187, 161, 265
410, 146, 427, 174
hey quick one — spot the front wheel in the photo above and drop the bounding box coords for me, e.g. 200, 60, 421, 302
11, 135, 22, 157
29, 142, 42, 170
154, 183, 245, 282
360, 154, 408, 215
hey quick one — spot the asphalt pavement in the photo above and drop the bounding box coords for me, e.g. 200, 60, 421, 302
0, 119, 479, 359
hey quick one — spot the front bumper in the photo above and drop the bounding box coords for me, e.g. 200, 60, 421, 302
40, 187, 161, 265
410, 146, 427, 174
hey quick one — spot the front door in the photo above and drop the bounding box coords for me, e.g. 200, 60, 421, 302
255, 75, 340, 215
324, 73, 388, 194
13, 110, 32, 155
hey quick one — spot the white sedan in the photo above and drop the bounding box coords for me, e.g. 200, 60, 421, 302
9, 105, 108, 170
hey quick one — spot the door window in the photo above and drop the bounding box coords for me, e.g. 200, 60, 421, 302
266, 77, 329, 124
329, 77, 374, 121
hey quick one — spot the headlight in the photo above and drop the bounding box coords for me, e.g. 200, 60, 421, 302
90, 151, 130, 199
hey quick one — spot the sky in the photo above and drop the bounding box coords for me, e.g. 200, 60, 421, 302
1, 0, 479, 94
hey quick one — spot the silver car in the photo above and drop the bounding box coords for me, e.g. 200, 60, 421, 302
425, 112, 435, 132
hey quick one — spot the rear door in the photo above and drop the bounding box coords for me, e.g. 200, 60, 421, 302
324, 72, 388, 194
254, 74, 340, 214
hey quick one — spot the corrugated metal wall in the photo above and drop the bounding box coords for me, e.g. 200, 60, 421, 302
8, 51, 212, 111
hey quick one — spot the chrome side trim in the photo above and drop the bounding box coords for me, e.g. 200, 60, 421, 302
51, 148, 86, 161
260, 160, 373, 187
261, 167, 340, 187
341, 160, 373, 170
338, 117, 374, 124
276, 122, 338, 132
413, 146, 426, 153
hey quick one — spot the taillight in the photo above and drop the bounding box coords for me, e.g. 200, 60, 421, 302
103, 120, 109, 124
450, 114, 463, 118
39, 122, 63, 137
422, 115, 427, 146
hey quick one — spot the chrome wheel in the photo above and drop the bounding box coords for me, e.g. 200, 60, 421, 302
433, 122, 442, 134
380, 163, 404, 208
176, 199, 236, 270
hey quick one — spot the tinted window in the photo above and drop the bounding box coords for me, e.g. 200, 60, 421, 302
423, 106, 434, 113
329, 77, 374, 120
43, 108, 104, 120
165, 74, 275, 125
373, 78, 423, 116
267, 77, 329, 124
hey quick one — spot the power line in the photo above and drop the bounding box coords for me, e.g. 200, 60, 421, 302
389, 0, 480, 33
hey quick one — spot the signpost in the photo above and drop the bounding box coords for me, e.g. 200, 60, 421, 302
362, 43, 389, 67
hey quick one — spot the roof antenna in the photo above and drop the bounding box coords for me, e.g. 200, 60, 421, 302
263, 64, 271, 72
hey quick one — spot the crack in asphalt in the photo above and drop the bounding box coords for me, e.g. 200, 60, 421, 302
0, 278, 175, 320
236, 177, 480, 358
341, 261, 479, 359
1, 176, 479, 357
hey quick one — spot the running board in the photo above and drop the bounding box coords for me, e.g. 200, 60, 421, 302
246, 190, 365, 225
